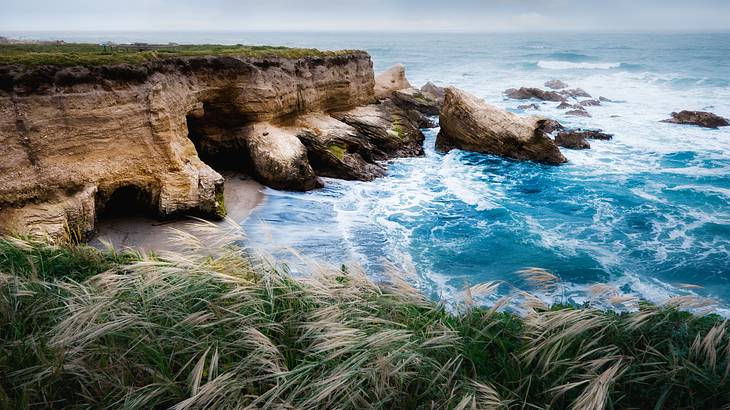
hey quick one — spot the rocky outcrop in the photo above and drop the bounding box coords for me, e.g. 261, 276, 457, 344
420, 82, 445, 103
244, 123, 322, 191
554, 129, 614, 150
334, 100, 425, 159
295, 114, 385, 181
436, 87, 566, 164
555, 132, 590, 150
661, 111, 729, 128
374, 63, 411, 99
566, 109, 591, 117
505, 87, 565, 102
392, 87, 440, 116
0, 52, 428, 239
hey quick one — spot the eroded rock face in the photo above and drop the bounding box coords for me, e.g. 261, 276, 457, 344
437, 87, 566, 164
295, 114, 385, 181
661, 110, 730, 128
0, 52, 379, 238
374, 63, 411, 99
244, 123, 322, 191
334, 100, 425, 158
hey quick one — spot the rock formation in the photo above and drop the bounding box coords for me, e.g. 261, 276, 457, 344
436, 87, 566, 164
374, 63, 411, 99
0, 52, 427, 239
505, 87, 565, 102
545, 80, 569, 90
420, 81, 445, 103
661, 110, 729, 128
555, 133, 590, 150
566, 109, 591, 117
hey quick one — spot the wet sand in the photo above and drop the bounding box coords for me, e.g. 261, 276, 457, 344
89, 173, 264, 252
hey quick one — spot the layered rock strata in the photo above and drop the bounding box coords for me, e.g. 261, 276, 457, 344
0, 53, 426, 239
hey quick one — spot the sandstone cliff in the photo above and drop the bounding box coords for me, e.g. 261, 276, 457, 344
0, 53, 427, 239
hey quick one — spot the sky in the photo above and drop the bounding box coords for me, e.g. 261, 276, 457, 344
1, 0, 728, 33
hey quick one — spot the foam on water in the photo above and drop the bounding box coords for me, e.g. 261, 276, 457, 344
537, 60, 623, 70
171, 31, 730, 312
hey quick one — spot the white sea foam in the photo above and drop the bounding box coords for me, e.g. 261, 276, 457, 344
537, 60, 622, 70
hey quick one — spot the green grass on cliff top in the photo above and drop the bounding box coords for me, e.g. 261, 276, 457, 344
0, 43, 362, 66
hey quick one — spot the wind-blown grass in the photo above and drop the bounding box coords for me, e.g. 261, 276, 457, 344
0, 225, 729, 409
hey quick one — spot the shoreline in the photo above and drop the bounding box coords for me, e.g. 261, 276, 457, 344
88, 172, 264, 252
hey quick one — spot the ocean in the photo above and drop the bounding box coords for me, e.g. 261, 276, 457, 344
10, 31, 730, 310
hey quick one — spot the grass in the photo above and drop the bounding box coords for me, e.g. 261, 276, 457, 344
0, 43, 362, 66
1, 224, 729, 409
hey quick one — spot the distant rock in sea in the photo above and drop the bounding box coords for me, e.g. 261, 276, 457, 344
661, 110, 729, 128
544, 79, 569, 90
566, 109, 591, 117
505, 87, 565, 101
517, 103, 540, 110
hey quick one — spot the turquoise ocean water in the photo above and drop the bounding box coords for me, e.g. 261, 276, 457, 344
10, 31, 730, 309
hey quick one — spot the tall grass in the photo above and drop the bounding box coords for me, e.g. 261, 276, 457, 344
1, 224, 729, 409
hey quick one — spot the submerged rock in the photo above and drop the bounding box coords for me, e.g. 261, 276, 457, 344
555, 132, 591, 150
599, 96, 612, 102
556, 101, 573, 109
565, 109, 591, 118
517, 103, 540, 110
437, 87, 566, 164
374, 63, 412, 99
578, 99, 601, 107
505, 87, 565, 102
661, 110, 729, 128
561, 88, 592, 99
545, 79, 569, 90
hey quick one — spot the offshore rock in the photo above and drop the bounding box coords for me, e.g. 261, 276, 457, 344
555, 132, 591, 150
505, 87, 565, 102
437, 87, 566, 164
661, 110, 729, 128
545, 79, 569, 90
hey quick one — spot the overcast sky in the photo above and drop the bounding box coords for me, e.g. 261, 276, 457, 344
1, 0, 729, 32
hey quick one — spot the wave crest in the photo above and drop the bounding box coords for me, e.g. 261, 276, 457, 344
537, 60, 622, 70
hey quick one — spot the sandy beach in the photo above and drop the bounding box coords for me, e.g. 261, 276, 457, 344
89, 173, 264, 252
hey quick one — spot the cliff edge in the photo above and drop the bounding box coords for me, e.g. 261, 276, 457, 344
0, 46, 431, 239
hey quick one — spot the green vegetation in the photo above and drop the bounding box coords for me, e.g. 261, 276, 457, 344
1, 229, 729, 409
214, 189, 227, 219
328, 143, 348, 161
0, 43, 361, 66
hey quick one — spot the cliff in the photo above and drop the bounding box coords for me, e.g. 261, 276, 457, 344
0, 49, 430, 239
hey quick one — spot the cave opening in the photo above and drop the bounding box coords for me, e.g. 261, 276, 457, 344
96, 184, 158, 220
185, 101, 256, 174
